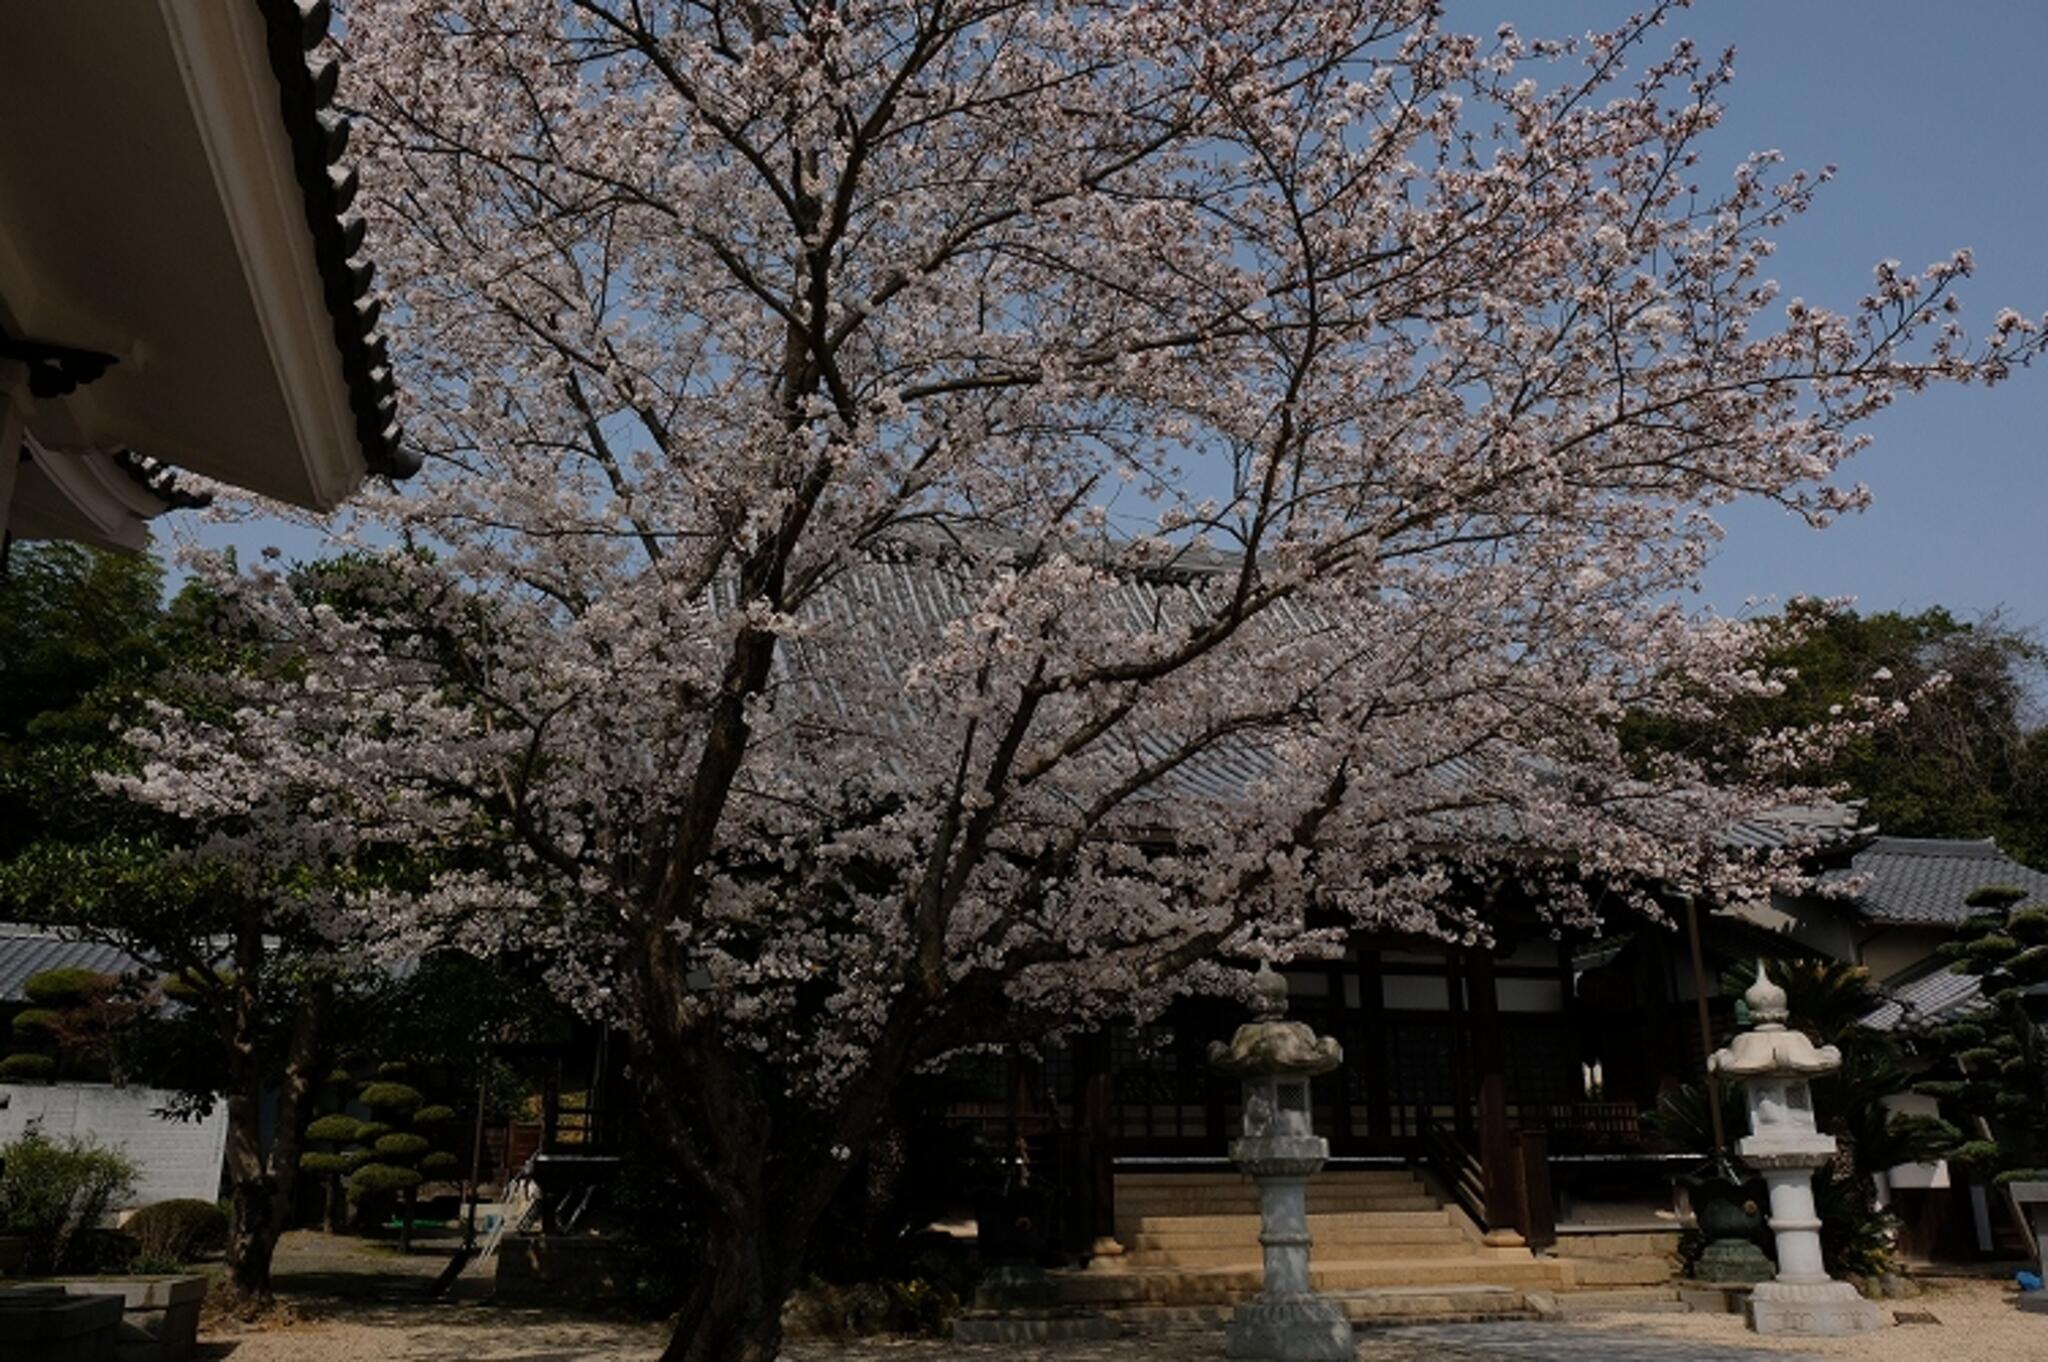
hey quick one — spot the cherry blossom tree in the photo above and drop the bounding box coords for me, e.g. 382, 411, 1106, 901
125, 2, 2044, 1356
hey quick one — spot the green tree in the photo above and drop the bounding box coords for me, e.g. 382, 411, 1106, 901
1907, 885, 2048, 1181
1629, 605, 2046, 863
0, 543, 332, 1308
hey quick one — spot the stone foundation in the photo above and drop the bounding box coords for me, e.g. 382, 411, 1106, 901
1225, 1294, 1352, 1361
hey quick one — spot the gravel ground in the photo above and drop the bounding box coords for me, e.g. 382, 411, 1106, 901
200, 1237, 2042, 1362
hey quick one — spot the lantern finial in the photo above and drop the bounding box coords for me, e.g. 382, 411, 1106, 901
1746, 961, 1789, 1028
1251, 962, 1289, 1019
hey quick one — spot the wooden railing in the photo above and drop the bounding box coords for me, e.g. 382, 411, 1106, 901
1419, 1117, 1555, 1250
1420, 1115, 1488, 1228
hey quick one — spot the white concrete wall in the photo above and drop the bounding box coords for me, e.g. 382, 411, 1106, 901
0, 1083, 226, 1207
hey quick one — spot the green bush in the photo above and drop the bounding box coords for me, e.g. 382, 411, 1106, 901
123, 1199, 228, 1264
0, 1052, 58, 1083
305, 1114, 364, 1143
373, 1132, 431, 1161
353, 1122, 391, 1143
300, 1152, 355, 1176
10, 1008, 63, 1042
357, 1082, 422, 1113
349, 1163, 423, 1194
0, 1130, 137, 1274
411, 1105, 457, 1126
419, 1151, 460, 1174
21, 967, 110, 1008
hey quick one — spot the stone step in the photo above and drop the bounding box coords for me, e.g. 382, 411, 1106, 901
1552, 1286, 1687, 1315
1126, 1239, 1480, 1268
1114, 1163, 1417, 1187
1334, 1285, 1540, 1325
1127, 1209, 1457, 1234
1056, 1257, 1571, 1307
1117, 1195, 1444, 1216
1129, 1223, 1466, 1250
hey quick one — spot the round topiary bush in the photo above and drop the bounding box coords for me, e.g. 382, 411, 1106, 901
358, 1081, 422, 1113
21, 967, 111, 1008
123, 1199, 228, 1263
411, 1104, 457, 1126
305, 1114, 364, 1143
300, 1152, 355, 1176
373, 1132, 432, 1161
376, 1061, 411, 1078
419, 1151, 460, 1174
0, 1052, 58, 1083
349, 1163, 423, 1194
354, 1122, 392, 1143
10, 1008, 63, 1042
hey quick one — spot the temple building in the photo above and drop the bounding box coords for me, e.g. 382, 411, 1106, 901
1, 0, 412, 559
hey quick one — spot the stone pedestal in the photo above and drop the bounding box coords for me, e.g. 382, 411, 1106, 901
1209, 966, 1353, 1362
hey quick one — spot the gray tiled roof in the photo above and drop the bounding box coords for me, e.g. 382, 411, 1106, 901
1862, 965, 1985, 1032
0, 925, 141, 1004
1829, 837, 2048, 927
763, 541, 1858, 853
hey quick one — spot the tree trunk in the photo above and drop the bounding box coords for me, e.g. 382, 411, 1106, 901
218, 906, 329, 1310
399, 1186, 416, 1253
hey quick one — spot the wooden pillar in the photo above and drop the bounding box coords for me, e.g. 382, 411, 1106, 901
1077, 1030, 1122, 1259
1448, 948, 1473, 1142
1468, 946, 1520, 1241
1361, 947, 1390, 1146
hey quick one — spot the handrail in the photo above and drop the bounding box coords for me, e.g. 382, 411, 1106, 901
1419, 1115, 1491, 1230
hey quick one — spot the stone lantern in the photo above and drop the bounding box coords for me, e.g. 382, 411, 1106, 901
1206, 964, 1351, 1361
1708, 964, 1881, 1336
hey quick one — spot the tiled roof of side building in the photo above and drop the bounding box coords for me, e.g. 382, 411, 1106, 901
1826, 836, 2048, 927
1861, 964, 1985, 1032
0, 925, 142, 1004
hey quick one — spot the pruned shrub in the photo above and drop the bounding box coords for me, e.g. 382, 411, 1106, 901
21, 968, 111, 1008
300, 1152, 356, 1177
374, 1132, 431, 1161
358, 1081, 422, 1112
10, 1008, 63, 1042
0, 1130, 137, 1274
123, 1198, 228, 1264
411, 1105, 457, 1126
305, 1114, 364, 1143
349, 1163, 423, 1194
419, 1151, 460, 1174
0, 1052, 57, 1083
354, 1122, 392, 1143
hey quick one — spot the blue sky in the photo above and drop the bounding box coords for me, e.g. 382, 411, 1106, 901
1479, 0, 2048, 634
171, 1, 2048, 637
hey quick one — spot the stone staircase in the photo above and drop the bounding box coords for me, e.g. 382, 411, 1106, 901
1054, 1167, 1579, 1326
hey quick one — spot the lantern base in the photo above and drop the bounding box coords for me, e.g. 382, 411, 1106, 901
1747, 1279, 1882, 1336
1225, 1294, 1353, 1361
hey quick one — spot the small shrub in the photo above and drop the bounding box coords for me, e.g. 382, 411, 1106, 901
349, 1163, 423, 1194
375, 1061, 411, 1078
305, 1114, 364, 1143
357, 1081, 422, 1113
123, 1199, 228, 1263
0, 1053, 58, 1083
300, 1152, 355, 1176
21, 968, 111, 1008
419, 1151, 460, 1174
10, 1008, 63, 1042
354, 1122, 392, 1143
373, 1132, 431, 1161
131, 1251, 186, 1275
0, 1130, 137, 1274
411, 1105, 457, 1126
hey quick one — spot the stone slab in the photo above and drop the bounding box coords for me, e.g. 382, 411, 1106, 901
1747, 1279, 1883, 1336
950, 1312, 1125, 1342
